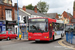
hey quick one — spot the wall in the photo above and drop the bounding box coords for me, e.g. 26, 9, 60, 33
0, 4, 15, 20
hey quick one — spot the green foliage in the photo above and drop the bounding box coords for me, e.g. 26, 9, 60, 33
26, 4, 34, 10
58, 14, 61, 16
37, 1, 49, 13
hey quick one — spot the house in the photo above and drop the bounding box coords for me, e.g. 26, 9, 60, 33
22, 5, 49, 18
0, 0, 16, 32
47, 13, 59, 19
71, 1, 75, 23
59, 11, 72, 24
14, 3, 30, 35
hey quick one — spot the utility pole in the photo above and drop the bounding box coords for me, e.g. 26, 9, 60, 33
26, 16, 28, 39
17, 0, 20, 37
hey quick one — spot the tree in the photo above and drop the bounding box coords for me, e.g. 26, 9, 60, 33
26, 4, 34, 10
37, 1, 49, 13
58, 14, 61, 16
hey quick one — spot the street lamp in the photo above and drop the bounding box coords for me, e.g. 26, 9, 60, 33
17, 0, 20, 37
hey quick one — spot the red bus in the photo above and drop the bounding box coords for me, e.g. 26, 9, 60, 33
28, 17, 64, 41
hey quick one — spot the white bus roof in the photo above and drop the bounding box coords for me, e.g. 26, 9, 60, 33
56, 20, 64, 23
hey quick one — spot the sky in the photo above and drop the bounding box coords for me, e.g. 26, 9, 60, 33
12, 0, 74, 15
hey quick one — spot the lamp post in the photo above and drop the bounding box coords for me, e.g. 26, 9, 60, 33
17, 0, 20, 37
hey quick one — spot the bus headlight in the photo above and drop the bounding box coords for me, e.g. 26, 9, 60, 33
44, 36, 46, 38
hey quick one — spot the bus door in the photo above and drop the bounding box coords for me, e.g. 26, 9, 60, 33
49, 23, 53, 38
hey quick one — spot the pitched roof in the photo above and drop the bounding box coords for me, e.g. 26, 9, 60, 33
0, 0, 3, 4
15, 9, 29, 16
67, 12, 73, 18
23, 9, 49, 17
47, 13, 57, 19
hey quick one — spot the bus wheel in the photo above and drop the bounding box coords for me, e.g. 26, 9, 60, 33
61, 34, 63, 39
35, 41, 39, 43
0, 39, 2, 41
53, 35, 54, 41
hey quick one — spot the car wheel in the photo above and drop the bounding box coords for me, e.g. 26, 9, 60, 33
7, 37, 10, 41
0, 39, 2, 41
15, 36, 18, 39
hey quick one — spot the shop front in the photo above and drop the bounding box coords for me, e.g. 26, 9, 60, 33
19, 24, 28, 39
6, 21, 16, 33
0, 21, 6, 33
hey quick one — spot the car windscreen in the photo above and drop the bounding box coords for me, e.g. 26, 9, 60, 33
0, 32, 6, 34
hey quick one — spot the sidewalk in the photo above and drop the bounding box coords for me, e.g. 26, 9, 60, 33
58, 39, 75, 49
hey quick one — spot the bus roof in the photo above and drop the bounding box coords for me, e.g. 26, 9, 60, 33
29, 17, 64, 23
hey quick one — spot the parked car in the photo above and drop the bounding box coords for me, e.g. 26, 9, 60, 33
0, 31, 18, 41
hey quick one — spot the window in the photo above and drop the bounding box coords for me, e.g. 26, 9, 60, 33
8, 31, 11, 34
11, 32, 14, 34
29, 22, 48, 32
5, 9, 12, 20
1, 31, 6, 34
53, 23, 64, 31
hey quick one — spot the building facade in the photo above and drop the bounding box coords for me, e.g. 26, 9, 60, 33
59, 11, 72, 24
71, 1, 75, 23
0, 0, 16, 32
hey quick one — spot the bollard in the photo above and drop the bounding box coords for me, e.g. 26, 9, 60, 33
19, 32, 22, 40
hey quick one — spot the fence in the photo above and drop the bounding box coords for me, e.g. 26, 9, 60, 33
66, 31, 75, 44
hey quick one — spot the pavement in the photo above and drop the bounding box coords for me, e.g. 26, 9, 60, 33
58, 39, 75, 50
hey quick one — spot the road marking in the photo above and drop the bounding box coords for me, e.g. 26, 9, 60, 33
58, 39, 75, 49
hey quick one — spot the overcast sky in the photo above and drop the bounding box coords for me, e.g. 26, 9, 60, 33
12, 0, 74, 15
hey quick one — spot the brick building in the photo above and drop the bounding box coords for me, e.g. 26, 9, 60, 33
47, 13, 59, 19
0, 0, 16, 32
71, 1, 75, 23
59, 11, 72, 24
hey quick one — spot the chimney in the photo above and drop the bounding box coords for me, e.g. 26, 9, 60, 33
14, 3, 18, 11
34, 5, 37, 13
22, 6, 26, 11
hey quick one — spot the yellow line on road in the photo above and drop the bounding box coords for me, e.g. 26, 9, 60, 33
58, 39, 75, 49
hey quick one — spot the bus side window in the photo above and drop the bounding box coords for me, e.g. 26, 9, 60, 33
52, 22, 55, 30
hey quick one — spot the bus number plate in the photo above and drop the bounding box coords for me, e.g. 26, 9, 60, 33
35, 39, 40, 41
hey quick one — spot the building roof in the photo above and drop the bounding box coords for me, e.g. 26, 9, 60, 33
24, 9, 49, 17
47, 13, 57, 19
15, 9, 29, 16
0, 0, 3, 4
67, 12, 73, 18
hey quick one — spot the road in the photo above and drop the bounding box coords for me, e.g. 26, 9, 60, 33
0, 36, 72, 50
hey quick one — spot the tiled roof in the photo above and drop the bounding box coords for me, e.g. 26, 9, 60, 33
0, 0, 3, 4
21, 9, 49, 17
47, 13, 57, 19
15, 9, 29, 16
67, 12, 73, 18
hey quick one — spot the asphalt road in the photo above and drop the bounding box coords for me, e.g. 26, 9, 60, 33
0, 36, 73, 50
